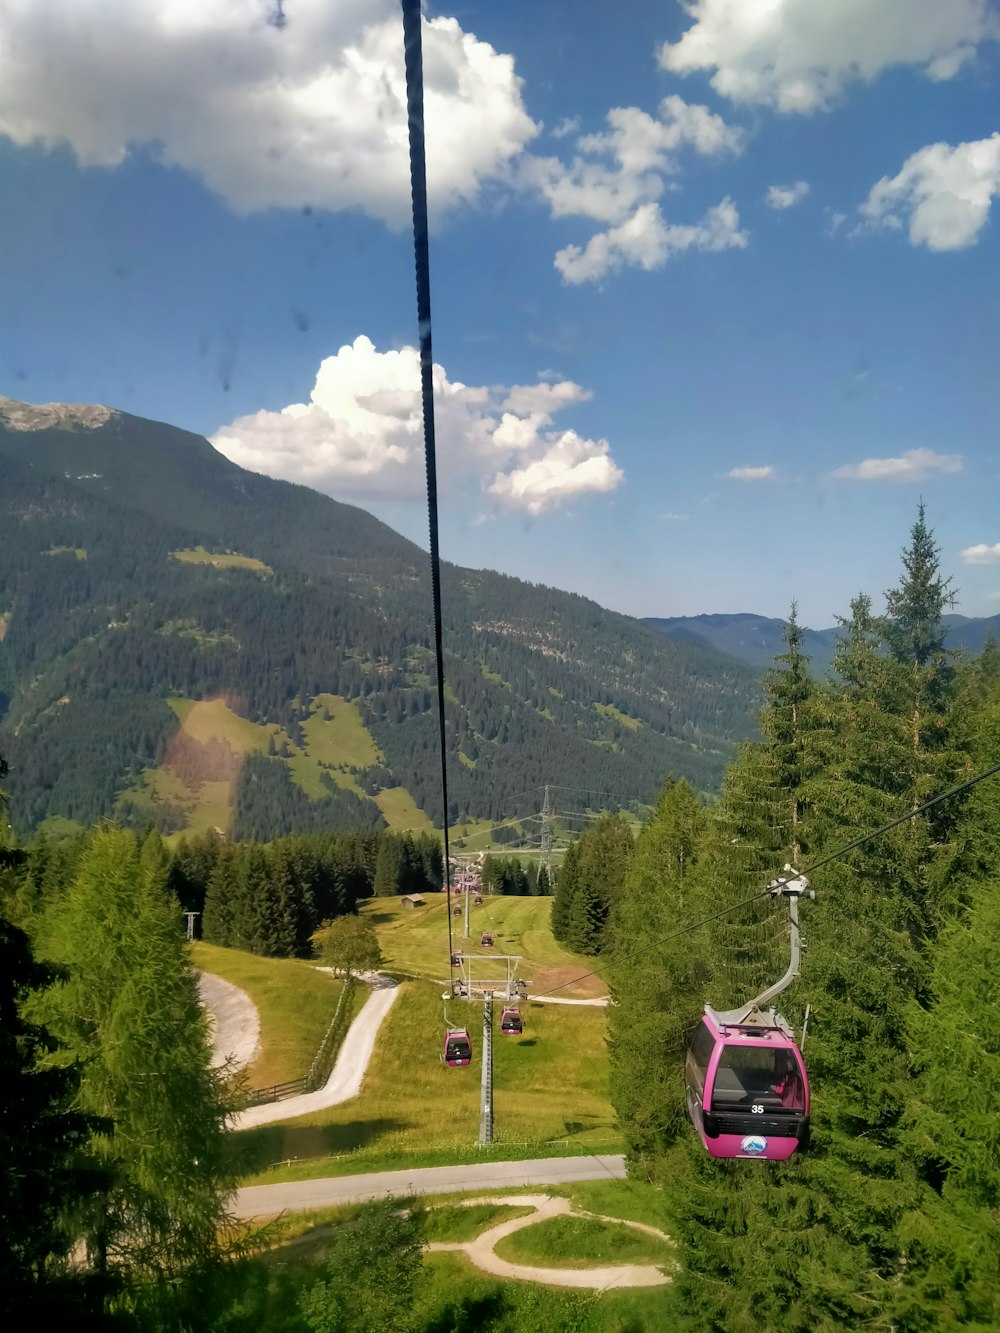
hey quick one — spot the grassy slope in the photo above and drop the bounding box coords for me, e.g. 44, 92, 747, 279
236, 977, 617, 1181
191, 941, 345, 1090
374, 784, 435, 832
172, 546, 271, 572
364, 894, 608, 999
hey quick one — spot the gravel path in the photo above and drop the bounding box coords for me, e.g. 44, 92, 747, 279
528, 994, 608, 1007
197, 971, 260, 1072
427, 1192, 670, 1290
232, 1154, 627, 1218
230, 975, 400, 1131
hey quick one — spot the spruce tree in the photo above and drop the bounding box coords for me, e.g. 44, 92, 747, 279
549, 840, 579, 941
201, 843, 240, 947
608, 779, 709, 1160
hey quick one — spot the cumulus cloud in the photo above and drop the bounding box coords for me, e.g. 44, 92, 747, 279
525, 95, 743, 226
767, 181, 810, 209
211, 335, 622, 515
726, 465, 774, 481
0, 0, 538, 224
520, 95, 746, 283
859, 133, 1000, 250
659, 0, 998, 112
961, 543, 1000, 565
830, 448, 963, 481
555, 197, 747, 284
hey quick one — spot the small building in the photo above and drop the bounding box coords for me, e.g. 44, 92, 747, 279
401, 893, 426, 909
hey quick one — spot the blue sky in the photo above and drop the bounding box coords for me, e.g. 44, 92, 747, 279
1, 0, 999, 626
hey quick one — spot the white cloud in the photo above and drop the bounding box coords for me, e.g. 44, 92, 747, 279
859, 133, 1000, 250
659, 0, 998, 112
726, 465, 774, 481
555, 197, 747, 284
767, 181, 810, 209
211, 335, 622, 515
525, 95, 743, 226
987, 590, 1000, 599
661, 511, 690, 521
0, 0, 538, 224
487, 431, 623, 514
830, 448, 963, 481
961, 543, 1000, 565
551, 116, 580, 140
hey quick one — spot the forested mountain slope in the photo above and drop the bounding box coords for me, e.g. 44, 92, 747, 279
0, 395, 761, 837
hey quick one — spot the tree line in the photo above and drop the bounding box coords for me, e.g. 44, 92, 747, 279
604, 505, 1000, 1329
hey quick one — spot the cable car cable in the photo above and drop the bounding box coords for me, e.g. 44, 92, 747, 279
527, 757, 1000, 1003
401, 0, 453, 964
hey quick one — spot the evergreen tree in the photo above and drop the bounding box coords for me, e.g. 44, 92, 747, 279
608, 778, 709, 1160
566, 873, 605, 954
373, 836, 402, 896
35, 828, 235, 1279
549, 840, 579, 941
894, 693, 1000, 1327
201, 843, 240, 947
0, 905, 106, 1321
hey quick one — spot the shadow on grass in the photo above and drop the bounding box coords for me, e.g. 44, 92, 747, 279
365, 912, 396, 924
515, 1038, 537, 1048
231, 1118, 407, 1177
422, 1292, 509, 1332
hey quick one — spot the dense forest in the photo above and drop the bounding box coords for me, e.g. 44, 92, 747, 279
607, 507, 1000, 1329
0, 398, 760, 838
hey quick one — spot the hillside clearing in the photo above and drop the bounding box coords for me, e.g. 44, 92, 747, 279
172, 546, 271, 572
365, 894, 607, 998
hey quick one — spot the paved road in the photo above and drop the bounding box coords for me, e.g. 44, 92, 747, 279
232, 1153, 627, 1218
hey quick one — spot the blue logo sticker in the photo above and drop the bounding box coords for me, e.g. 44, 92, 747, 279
741, 1135, 768, 1156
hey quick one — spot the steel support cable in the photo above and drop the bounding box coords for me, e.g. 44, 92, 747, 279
401, 0, 453, 965
528, 758, 1000, 1003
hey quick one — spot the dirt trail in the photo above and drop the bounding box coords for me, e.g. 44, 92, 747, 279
197, 971, 260, 1072
230, 975, 399, 1130
426, 1192, 671, 1290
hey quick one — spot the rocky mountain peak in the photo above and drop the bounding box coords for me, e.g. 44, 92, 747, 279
0, 394, 115, 432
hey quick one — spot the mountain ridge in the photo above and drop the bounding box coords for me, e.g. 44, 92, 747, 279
0, 395, 762, 839
644, 610, 1000, 672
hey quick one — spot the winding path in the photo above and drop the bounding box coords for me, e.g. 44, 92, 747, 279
427, 1193, 670, 1290
197, 971, 260, 1072
230, 975, 400, 1131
